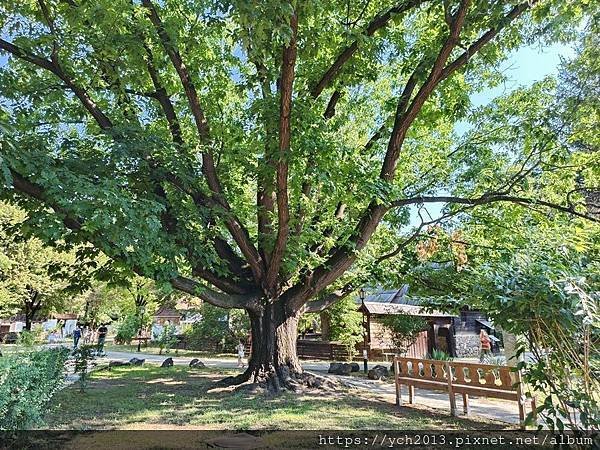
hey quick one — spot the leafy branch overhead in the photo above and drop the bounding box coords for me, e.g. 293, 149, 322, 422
0, 0, 597, 316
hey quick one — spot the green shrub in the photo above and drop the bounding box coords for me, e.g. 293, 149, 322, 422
184, 304, 249, 352
380, 314, 428, 354
114, 314, 141, 345
72, 345, 96, 393
156, 324, 178, 355
17, 328, 43, 347
324, 296, 363, 361
0, 347, 69, 429
428, 349, 452, 361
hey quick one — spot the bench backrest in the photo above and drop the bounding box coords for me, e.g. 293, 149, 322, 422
394, 357, 518, 391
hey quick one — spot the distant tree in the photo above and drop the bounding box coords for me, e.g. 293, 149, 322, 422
0, 202, 73, 330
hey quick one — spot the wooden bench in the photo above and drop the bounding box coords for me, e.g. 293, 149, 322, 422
393, 356, 536, 428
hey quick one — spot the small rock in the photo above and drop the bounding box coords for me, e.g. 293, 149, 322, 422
109, 360, 130, 368
368, 364, 389, 380
161, 357, 174, 368
328, 362, 353, 375
350, 362, 360, 372
129, 357, 145, 366
189, 358, 205, 368
328, 362, 341, 374
337, 363, 352, 375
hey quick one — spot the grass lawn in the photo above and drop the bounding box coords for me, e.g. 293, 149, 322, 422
104, 343, 234, 359
45, 365, 513, 432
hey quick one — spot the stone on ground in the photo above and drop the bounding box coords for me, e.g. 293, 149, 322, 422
327, 362, 352, 375
108, 360, 130, 368
189, 358, 205, 368
368, 364, 389, 380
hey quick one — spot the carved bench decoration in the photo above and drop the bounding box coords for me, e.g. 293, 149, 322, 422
393, 356, 536, 428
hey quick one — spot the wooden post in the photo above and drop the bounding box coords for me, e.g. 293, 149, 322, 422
515, 369, 526, 429
408, 385, 415, 404
394, 357, 402, 406
445, 361, 456, 416
462, 393, 469, 415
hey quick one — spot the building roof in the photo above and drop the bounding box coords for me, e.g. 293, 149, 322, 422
358, 301, 453, 318
154, 307, 180, 318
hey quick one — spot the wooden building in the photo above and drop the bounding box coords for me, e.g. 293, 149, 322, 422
153, 307, 181, 326
358, 301, 456, 359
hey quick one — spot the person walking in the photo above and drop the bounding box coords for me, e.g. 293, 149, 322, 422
72, 325, 82, 349
96, 324, 108, 355
236, 339, 246, 368
479, 329, 492, 362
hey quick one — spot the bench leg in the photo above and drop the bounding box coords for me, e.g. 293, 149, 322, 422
396, 383, 402, 406
408, 385, 414, 404
518, 397, 526, 429
462, 393, 469, 416
449, 393, 457, 417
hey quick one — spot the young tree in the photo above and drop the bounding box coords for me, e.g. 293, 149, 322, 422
0, 202, 72, 330
0, 1, 597, 390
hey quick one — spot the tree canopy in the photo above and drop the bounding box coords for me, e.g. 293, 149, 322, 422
0, 0, 598, 385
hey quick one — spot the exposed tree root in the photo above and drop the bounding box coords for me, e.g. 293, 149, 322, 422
214, 365, 339, 395
213, 366, 253, 388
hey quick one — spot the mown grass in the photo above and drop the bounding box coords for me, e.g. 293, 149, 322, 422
45, 365, 512, 432
104, 343, 235, 359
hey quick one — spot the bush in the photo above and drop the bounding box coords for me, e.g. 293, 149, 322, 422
0, 347, 69, 429
428, 349, 452, 361
324, 296, 363, 361
155, 324, 178, 355
114, 314, 141, 345
380, 314, 427, 355
18, 328, 44, 347
72, 345, 96, 393
184, 304, 249, 352
478, 252, 600, 431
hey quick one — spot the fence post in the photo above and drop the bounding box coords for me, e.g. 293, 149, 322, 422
445, 361, 456, 416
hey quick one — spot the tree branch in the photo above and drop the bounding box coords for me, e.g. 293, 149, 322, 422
265, 11, 298, 292
310, 0, 429, 98
389, 194, 599, 222
141, 0, 265, 286
438, 2, 533, 83
303, 282, 356, 313
381, 0, 470, 180
8, 168, 255, 309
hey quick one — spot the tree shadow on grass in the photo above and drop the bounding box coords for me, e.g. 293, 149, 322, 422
46, 366, 515, 431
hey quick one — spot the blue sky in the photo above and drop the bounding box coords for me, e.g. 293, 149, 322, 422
408, 42, 574, 226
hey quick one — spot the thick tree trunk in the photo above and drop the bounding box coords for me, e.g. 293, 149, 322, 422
219, 301, 303, 392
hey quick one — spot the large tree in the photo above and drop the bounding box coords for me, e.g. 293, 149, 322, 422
0, 0, 597, 389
